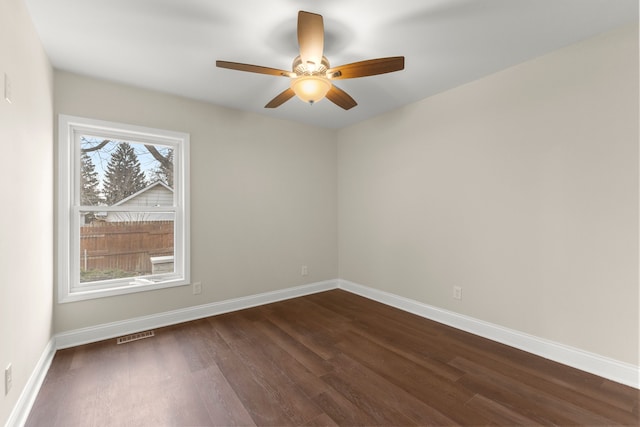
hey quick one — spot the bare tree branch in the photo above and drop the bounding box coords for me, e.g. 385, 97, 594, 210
81, 140, 171, 168
81, 139, 111, 153
144, 144, 172, 169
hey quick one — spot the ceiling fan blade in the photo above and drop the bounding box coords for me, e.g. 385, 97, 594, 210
297, 11, 324, 69
327, 56, 405, 80
265, 88, 296, 108
216, 61, 294, 77
326, 85, 357, 110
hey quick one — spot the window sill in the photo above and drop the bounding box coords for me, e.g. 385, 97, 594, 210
59, 278, 190, 303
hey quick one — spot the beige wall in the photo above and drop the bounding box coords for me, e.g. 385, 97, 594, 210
338, 24, 639, 365
2, 7, 637, 423
0, 0, 54, 424
53, 71, 338, 333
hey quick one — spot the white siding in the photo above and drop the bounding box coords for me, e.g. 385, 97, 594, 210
120, 185, 173, 207
105, 183, 174, 222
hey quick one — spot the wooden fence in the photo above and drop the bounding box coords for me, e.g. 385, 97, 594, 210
80, 221, 174, 276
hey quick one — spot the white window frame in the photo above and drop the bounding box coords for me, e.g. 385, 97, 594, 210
58, 115, 190, 303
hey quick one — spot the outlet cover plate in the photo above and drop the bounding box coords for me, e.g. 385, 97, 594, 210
4, 73, 12, 104
5, 363, 11, 395
193, 282, 202, 295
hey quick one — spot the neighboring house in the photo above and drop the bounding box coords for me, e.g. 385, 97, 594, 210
102, 181, 174, 222
82, 181, 176, 276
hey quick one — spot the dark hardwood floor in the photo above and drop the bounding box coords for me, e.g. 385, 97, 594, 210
26, 290, 639, 426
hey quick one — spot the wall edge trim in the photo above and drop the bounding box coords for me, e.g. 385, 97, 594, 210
5, 339, 56, 427
17, 277, 637, 427
54, 279, 338, 350
14, 278, 638, 427
338, 279, 639, 389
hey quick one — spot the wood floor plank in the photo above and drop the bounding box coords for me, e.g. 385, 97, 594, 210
264, 305, 345, 360
307, 290, 446, 339
303, 412, 339, 426
334, 329, 490, 425
464, 393, 540, 426
25, 290, 639, 427
205, 318, 324, 425
199, 328, 298, 426
131, 374, 213, 426
327, 352, 457, 425
192, 365, 256, 426
312, 391, 381, 426
448, 346, 639, 424
169, 320, 219, 373
347, 318, 465, 382
451, 356, 627, 425
210, 344, 292, 426
601, 378, 640, 413
245, 323, 336, 399
320, 372, 417, 425
221, 332, 324, 425
51, 388, 97, 427
252, 319, 334, 377
440, 323, 611, 395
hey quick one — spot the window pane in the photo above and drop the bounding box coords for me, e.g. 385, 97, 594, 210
59, 115, 189, 302
79, 212, 175, 283
80, 136, 174, 207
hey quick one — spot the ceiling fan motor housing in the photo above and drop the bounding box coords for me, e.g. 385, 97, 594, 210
292, 55, 330, 75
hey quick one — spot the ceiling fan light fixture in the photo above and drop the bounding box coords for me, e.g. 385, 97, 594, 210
290, 75, 331, 104
216, 11, 403, 110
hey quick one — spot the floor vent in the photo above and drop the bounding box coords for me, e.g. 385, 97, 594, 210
116, 330, 155, 345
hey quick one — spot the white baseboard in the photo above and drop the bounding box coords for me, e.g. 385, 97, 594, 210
52, 278, 640, 388
55, 279, 338, 349
5, 339, 56, 427
338, 279, 640, 389
13, 276, 636, 427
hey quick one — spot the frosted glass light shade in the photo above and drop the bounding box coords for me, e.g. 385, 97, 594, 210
290, 75, 331, 104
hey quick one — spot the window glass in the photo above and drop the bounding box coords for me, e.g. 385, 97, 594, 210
79, 211, 175, 283
58, 115, 190, 302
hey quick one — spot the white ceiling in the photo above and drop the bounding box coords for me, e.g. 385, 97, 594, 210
24, 0, 638, 129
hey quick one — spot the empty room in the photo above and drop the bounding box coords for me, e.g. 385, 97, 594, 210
1, 0, 638, 426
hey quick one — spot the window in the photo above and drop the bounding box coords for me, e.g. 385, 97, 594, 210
58, 115, 190, 302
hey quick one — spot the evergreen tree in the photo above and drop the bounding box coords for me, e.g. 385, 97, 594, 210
103, 142, 147, 205
80, 151, 102, 205
149, 148, 173, 187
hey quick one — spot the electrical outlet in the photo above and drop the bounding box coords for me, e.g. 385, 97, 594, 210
301, 265, 308, 276
453, 286, 462, 300
192, 282, 202, 295
4, 73, 12, 104
5, 364, 12, 395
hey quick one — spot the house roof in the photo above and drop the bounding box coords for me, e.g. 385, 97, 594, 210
113, 181, 173, 207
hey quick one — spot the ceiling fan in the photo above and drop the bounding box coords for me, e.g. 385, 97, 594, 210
216, 11, 405, 110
